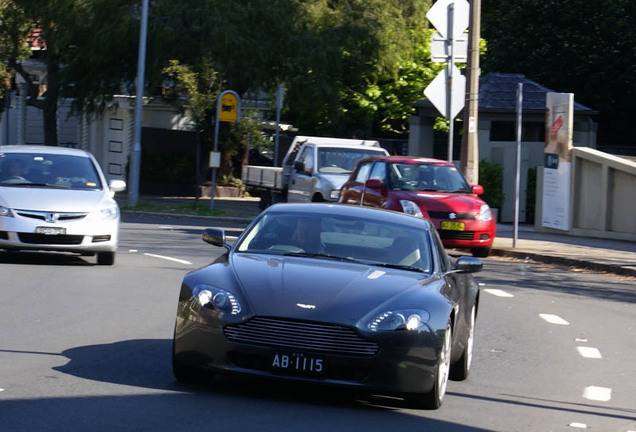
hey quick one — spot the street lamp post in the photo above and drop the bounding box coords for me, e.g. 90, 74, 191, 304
128, 0, 149, 207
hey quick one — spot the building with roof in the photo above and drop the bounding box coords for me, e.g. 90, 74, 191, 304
408, 72, 598, 223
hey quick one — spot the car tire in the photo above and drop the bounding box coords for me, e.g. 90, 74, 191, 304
405, 321, 452, 409
96, 251, 115, 265
172, 353, 198, 384
471, 247, 491, 258
450, 304, 475, 381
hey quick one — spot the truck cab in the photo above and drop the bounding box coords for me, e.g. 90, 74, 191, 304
284, 137, 389, 203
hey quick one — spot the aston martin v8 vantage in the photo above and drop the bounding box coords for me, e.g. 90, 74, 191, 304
172, 203, 483, 409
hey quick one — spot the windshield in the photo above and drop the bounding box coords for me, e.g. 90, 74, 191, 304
236, 212, 432, 273
0, 152, 102, 189
317, 148, 386, 174
388, 162, 471, 193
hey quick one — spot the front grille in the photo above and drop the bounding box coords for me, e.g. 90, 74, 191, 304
18, 233, 84, 245
224, 316, 379, 357
438, 230, 475, 240
0, 231, 8, 240
16, 210, 87, 222
427, 211, 475, 220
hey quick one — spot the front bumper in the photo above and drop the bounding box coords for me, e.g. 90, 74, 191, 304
0, 212, 119, 253
173, 315, 442, 396
434, 220, 496, 249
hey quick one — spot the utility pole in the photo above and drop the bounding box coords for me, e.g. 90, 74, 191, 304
460, 0, 481, 185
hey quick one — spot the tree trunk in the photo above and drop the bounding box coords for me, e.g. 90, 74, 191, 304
43, 59, 60, 146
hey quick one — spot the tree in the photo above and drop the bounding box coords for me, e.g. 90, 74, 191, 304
162, 58, 220, 196
481, 0, 636, 147
284, 0, 435, 138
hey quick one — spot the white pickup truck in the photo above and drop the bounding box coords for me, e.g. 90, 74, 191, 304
242, 136, 389, 209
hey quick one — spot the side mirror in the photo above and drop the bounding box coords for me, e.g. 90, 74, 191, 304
364, 178, 383, 189
202, 228, 227, 248
454, 256, 483, 273
108, 179, 127, 197
294, 160, 305, 172
472, 184, 484, 195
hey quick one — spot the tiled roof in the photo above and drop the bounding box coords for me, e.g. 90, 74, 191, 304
478, 73, 594, 112
417, 72, 596, 114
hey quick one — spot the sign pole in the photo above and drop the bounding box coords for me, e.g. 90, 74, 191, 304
446, 3, 455, 162
513, 83, 523, 248
210, 90, 241, 210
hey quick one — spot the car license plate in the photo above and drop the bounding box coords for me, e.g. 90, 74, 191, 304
36, 226, 67, 235
271, 352, 324, 375
441, 221, 465, 231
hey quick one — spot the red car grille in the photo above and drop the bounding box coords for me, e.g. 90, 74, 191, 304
438, 230, 475, 240
224, 316, 379, 357
427, 211, 475, 220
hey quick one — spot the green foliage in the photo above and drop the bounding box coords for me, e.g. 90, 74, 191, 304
525, 167, 537, 224
478, 160, 504, 209
481, 0, 636, 146
284, 0, 435, 137
162, 59, 220, 127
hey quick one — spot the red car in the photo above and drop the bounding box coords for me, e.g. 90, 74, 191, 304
338, 156, 496, 257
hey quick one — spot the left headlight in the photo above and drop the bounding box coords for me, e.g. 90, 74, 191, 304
368, 309, 430, 331
100, 206, 120, 221
476, 204, 492, 222
0, 206, 14, 218
193, 284, 242, 315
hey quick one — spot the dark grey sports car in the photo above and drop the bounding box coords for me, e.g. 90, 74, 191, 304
172, 203, 483, 409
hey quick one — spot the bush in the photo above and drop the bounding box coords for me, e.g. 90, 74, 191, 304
526, 167, 537, 224
478, 160, 504, 209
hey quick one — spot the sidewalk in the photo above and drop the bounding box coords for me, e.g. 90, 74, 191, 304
122, 196, 636, 278
492, 224, 636, 277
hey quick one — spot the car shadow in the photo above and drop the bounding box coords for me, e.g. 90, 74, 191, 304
0, 250, 94, 266
50, 339, 463, 415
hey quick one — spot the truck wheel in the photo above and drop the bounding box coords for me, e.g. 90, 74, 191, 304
311, 194, 324, 202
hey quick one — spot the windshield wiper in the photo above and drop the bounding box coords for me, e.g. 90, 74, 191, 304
284, 252, 364, 264
368, 262, 428, 273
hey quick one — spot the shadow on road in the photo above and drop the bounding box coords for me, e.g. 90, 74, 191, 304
0, 339, 495, 431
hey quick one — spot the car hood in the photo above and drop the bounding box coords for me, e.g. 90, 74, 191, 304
231, 253, 428, 325
315, 173, 349, 190
0, 186, 115, 212
396, 190, 485, 213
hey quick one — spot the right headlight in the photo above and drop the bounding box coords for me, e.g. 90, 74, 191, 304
192, 284, 242, 315
399, 200, 423, 218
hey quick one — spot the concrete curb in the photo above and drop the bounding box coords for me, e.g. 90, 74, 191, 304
490, 248, 636, 278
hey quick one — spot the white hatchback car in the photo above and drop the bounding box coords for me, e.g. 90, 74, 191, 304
0, 145, 126, 265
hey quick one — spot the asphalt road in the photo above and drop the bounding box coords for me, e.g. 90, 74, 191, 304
0, 215, 634, 432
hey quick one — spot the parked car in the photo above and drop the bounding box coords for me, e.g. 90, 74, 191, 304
338, 156, 496, 257
172, 203, 483, 409
0, 145, 126, 265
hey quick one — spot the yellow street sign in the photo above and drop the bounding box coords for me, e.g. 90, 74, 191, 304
218, 93, 239, 123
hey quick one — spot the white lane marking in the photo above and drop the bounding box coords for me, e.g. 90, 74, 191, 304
143, 253, 192, 265
582, 386, 612, 402
568, 423, 587, 429
484, 288, 514, 298
0, 388, 4, 392
539, 313, 570, 325
129, 249, 138, 253
575, 337, 588, 343
576, 346, 602, 359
